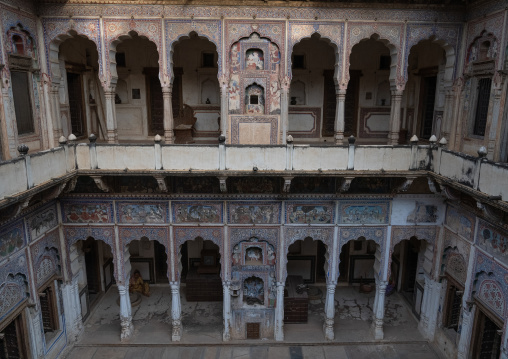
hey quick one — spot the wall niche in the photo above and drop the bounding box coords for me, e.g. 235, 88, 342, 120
245, 84, 265, 114
245, 49, 264, 70
243, 276, 264, 305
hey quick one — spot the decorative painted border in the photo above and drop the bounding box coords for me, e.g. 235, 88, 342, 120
29, 229, 61, 288
229, 227, 279, 250
285, 201, 335, 224
230, 115, 279, 144
60, 200, 114, 224
26, 202, 59, 242
0, 251, 30, 322
288, 106, 321, 138
228, 201, 281, 224
390, 225, 438, 249
0, 220, 26, 265
358, 107, 391, 138
477, 219, 508, 263
444, 205, 475, 242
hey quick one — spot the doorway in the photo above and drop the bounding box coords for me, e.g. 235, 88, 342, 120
418, 74, 437, 139
67, 72, 86, 138
145, 68, 163, 135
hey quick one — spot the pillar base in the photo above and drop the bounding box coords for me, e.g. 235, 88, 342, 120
372, 319, 384, 340
120, 315, 134, 341
222, 328, 231, 342
172, 320, 182, 341
323, 318, 334, 341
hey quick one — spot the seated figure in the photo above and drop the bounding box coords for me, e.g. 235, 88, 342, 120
129, 269, 150, 297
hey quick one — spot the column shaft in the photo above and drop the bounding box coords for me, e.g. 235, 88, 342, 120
324, 283, 336, 340
170, 281, 182, 341
335, 89, 346, 144
389, 90, 404, 144
274, 282, 285, 341
104, 90, 118, 143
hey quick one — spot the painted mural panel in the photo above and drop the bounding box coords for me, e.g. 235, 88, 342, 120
245, 49, 264, 70
117, 202, 168, 224
445, 205, 475, 241
173, 202, 223, 223
0, 221, 25, 263
229, 202, 281, 224
477, 219, 508, 264
61, 201, 113, 223
286, 202, 334, 224
26, 203, 58, 241
338, 201, 390, 224
406, 201, 438, 224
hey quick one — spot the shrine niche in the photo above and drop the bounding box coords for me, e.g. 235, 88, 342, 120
243, 276, 264, 305
245, 49, 264, 70
245, 84, 265, 114
6, 24, 36, 58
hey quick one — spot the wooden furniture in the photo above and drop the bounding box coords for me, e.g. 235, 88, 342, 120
185, 268, 223, 302
284, 275, 308, 323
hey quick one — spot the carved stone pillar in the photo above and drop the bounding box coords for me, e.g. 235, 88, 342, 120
323, 282, 336, 340
50, 85, 63, 143
334, 87, 347, 144
104, 89, 118, 143
388, 90, 404, 145
219, 74, 229, 137
274, 282, 285, 341
118, 284, 133, 341
162, 85, 174, 144
372, 280, 387, 340
418, 276, 431, 338
440, 87, 454, 142
170, 281, 182, 341
0, 82, 18, 158
280, 78, 290, 145
457, 306, 475, 359
222, 280, 231, 341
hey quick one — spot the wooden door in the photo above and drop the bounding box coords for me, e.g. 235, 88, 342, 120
67, 72, 86, 138
145, 68, 164, 135
0, 314, 28, 359
322, 70, 336, 137
344, 70, 361, 137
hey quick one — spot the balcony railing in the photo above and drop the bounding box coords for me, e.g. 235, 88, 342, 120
1, 140, 507, 206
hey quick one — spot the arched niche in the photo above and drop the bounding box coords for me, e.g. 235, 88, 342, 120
201, 77, 219, 105
232, 237, 275, 267
245, 48, 264, 70
7, 24, 36, 58
289, 80, 306, 105
243, 276, 264, 306
245, 83, 265, 114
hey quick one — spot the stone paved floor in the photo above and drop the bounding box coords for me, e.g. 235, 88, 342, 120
67, 343, 441, 359
76, 284, 431, 350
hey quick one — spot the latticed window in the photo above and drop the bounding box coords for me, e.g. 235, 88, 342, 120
39, 284, 58, 335
11, 71, 34, 135
444, 280, 463, 331
0, 313, 29, 359
473, 77, 492, 136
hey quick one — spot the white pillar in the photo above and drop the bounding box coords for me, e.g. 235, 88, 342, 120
389, 89, 404, 145
104, 88, 118, 143
219, 74, 229, 137
222, 280, 232, 341
335, 88, 346, 144
280, 78, 290, 144
457, 306, 475, 359
425, 279, 441, 340
418, 275, 432, 338
170, 281, 182, 341
274, 282, 285, 341
323, 282, 336, 340
162, 85, 174, 144
440, 87, 454, 143
372, 280, 387, 340
50, 85, 63, 143
118, 284, 133, 341
61, 278, 83, 342
0, 84, 18, 159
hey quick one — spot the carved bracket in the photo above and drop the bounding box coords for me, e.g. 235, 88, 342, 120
45, 180, 69, 201
154, 175, 168, 193
64, 177, 78, 193
442, 185, 461, 201
90, 176, 110, 192
396, 176, 417, 193
476, 201, 503, 222
338, 176, 355, 193
283, 177, 293, 193
427, 177, 441, 194
218, 176, 227, 193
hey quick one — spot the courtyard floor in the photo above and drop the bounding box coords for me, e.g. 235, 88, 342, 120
69, 284, 441, 358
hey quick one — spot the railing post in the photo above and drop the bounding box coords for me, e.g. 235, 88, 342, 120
154, 134, 162, 170
409, 135, 419, 170
435, 137, 447, 175
347, 135, 356, 170
286, 135, 293, 171
89, 134, 98, 170
473, 146, 487, 191
17, 144, 32, 190
219, 135, 226, 171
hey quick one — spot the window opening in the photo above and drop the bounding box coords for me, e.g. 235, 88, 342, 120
11, 71, 34, 135
473, 78, 492, 136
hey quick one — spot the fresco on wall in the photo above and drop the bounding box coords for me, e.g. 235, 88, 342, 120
173, 203, 222, 223
231, 42, 241, 73
243, 276, 264, 305
27, 205, 58, 240
339, 202, 390, 224
287, 204, 333, 224
0, 222, 25, 262
245, 247, 263, 265
62, 202, 112, 223
445, 206, 474, 240
407, 201, 438, 224
229, 74, 241, 113
174, 177, 220, 193
229, 203, 280, 224
117, 203, 167, 224
477, 220, 507, 262
245, 49, 264, 70
228, 177, 280, 194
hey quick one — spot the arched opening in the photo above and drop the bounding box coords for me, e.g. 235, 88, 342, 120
283, 237, 328, 340
71, 237, 115, 321
112, 32, 159, 140
406, 39, 447, 140
57, 34, 101, 139
172, 32, 220, 143
349, 35, 396, 142
179, 237, 223, 339
290, 34, 337, 141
